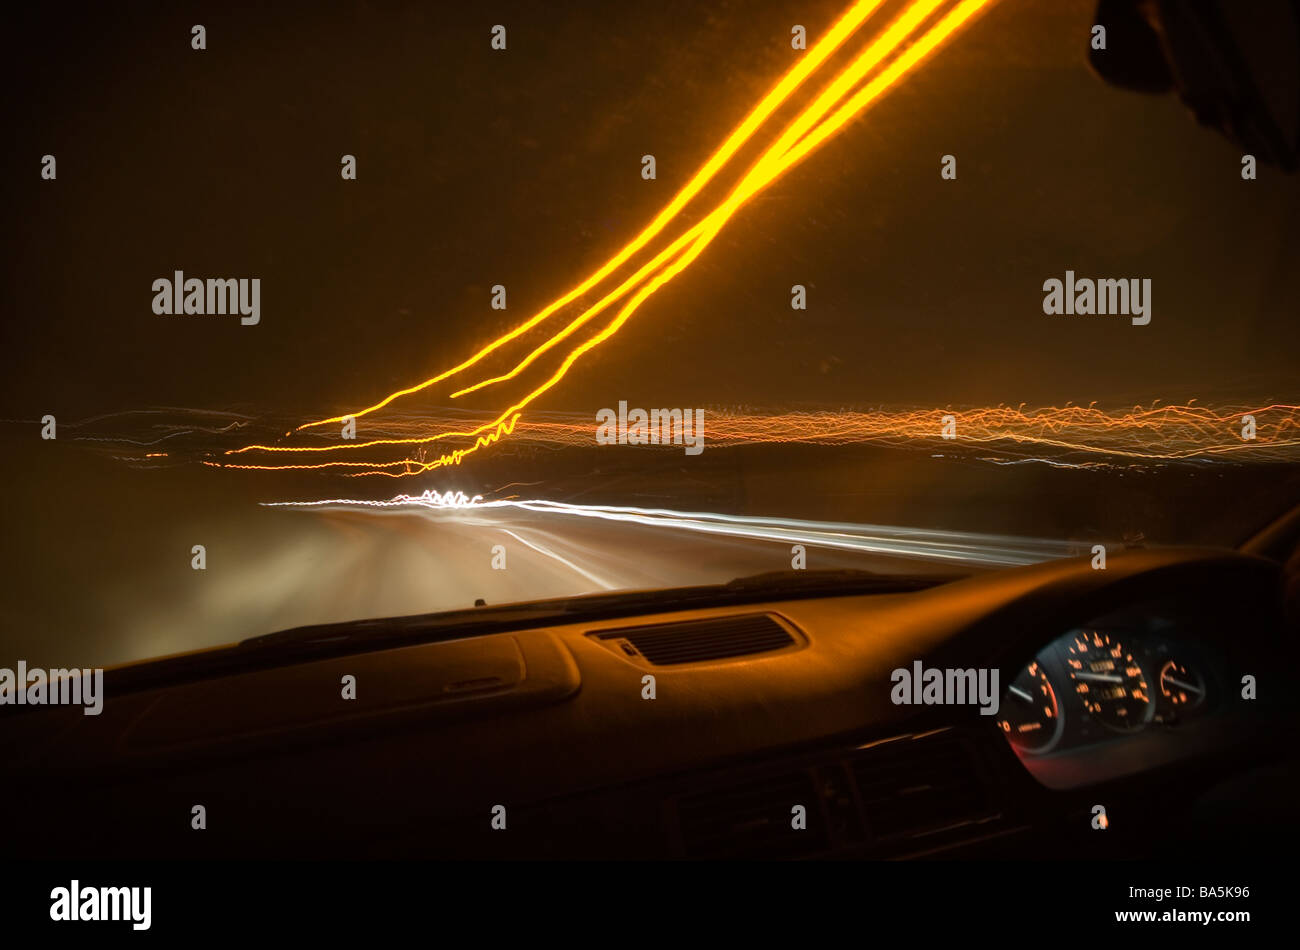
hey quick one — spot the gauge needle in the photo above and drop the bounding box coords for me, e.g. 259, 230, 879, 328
1009, 685, 1034, 702
1074, 672, 1123, 683
1165, 676, 1203, 695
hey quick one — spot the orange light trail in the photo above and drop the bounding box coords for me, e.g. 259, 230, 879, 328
208, 413, 522, 475
448, 0, 957, 401
452, 0, 998, 409
294, 0, 893, 432
224, 0, 1000, 475
203, 403, 1300, 477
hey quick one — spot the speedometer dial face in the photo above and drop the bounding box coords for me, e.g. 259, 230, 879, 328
997, 659, 1063, 754
1066, 630, 1153, 732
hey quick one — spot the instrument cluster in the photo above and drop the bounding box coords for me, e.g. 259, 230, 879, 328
997, 622, 1217, 756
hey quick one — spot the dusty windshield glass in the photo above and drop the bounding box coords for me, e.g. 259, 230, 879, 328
4, 0, 1298, 670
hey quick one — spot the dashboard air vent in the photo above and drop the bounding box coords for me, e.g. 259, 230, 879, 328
677, 769, 827, 858
595, 613, 796, 665
850, 734, 990, 841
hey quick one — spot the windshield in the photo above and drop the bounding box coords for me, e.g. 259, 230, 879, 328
4, 0, 1299, 671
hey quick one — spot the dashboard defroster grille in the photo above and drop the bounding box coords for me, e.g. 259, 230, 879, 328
594, 613, 797, 665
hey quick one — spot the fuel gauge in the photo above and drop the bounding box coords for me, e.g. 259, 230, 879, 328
998, 660, 1064, 754
1159, 660, 1206, 709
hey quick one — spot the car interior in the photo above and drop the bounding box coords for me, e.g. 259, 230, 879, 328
8, 501, 1299, 860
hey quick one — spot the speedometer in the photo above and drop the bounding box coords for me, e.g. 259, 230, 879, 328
1065, 630, 1153, 732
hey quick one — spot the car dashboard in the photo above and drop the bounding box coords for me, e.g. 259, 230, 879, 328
2, 545, 1296, 860
999, 600, 1235, 790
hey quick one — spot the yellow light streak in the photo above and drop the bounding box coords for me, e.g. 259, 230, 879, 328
295, 0, 892, 431
448, 0, 955, 401
223, 0, 1000, 474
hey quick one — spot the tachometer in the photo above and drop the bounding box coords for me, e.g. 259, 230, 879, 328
998, 659, 1063, 754
1066, 630, 1153, 732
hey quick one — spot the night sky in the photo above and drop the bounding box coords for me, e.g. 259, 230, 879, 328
4, 0, 1298, 423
